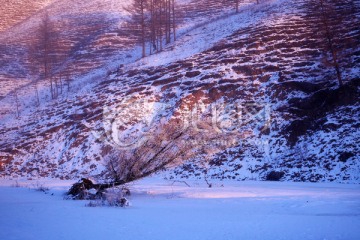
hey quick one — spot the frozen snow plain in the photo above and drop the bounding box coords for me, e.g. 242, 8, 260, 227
0, 178, 359, 240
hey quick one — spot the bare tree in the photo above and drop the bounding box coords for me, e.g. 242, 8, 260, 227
67, 115, 239, 199
13, 89, 20, 118
125, 0, 148, 58
317, 0, 343, 86
67, 122, 196, 198
126, 0, 179, 56
28, 12, 71, 100
30, 12, 61, 98
172, 0, 176, 41
40, 13, 56, 98
304, 0, 357, 87
103, 124, 194, 184
65, 73, 71, 92
235, 0, 240, 13
27, 45, 41, 106
151, 0, 178, 51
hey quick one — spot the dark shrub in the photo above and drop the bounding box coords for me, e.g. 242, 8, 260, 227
339, 152, 355, 162
266, 171, 285, 181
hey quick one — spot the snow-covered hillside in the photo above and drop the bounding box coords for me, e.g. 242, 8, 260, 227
0, 0, 250, 119
0, 0, 56, 32
0, 0, 359, 183
0, 0, 135, 106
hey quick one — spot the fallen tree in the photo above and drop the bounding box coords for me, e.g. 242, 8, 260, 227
67, 122, 198, 199
67, 114, 240, 200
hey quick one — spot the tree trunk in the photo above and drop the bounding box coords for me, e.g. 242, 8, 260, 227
141, 1, 146, 58
34, 81, 40, 106
319, 0, 343, 86
172, 0, 176, 41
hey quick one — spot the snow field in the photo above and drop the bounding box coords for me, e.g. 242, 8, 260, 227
0, 178, 359, 240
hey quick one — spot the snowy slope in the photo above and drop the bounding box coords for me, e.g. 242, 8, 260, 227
0, 0, 360, 183
0, 0, 250, 120
135, 0, 282, 68
0, 0, 56, 32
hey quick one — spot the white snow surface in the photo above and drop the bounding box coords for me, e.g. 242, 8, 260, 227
0, 178, 359, 240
